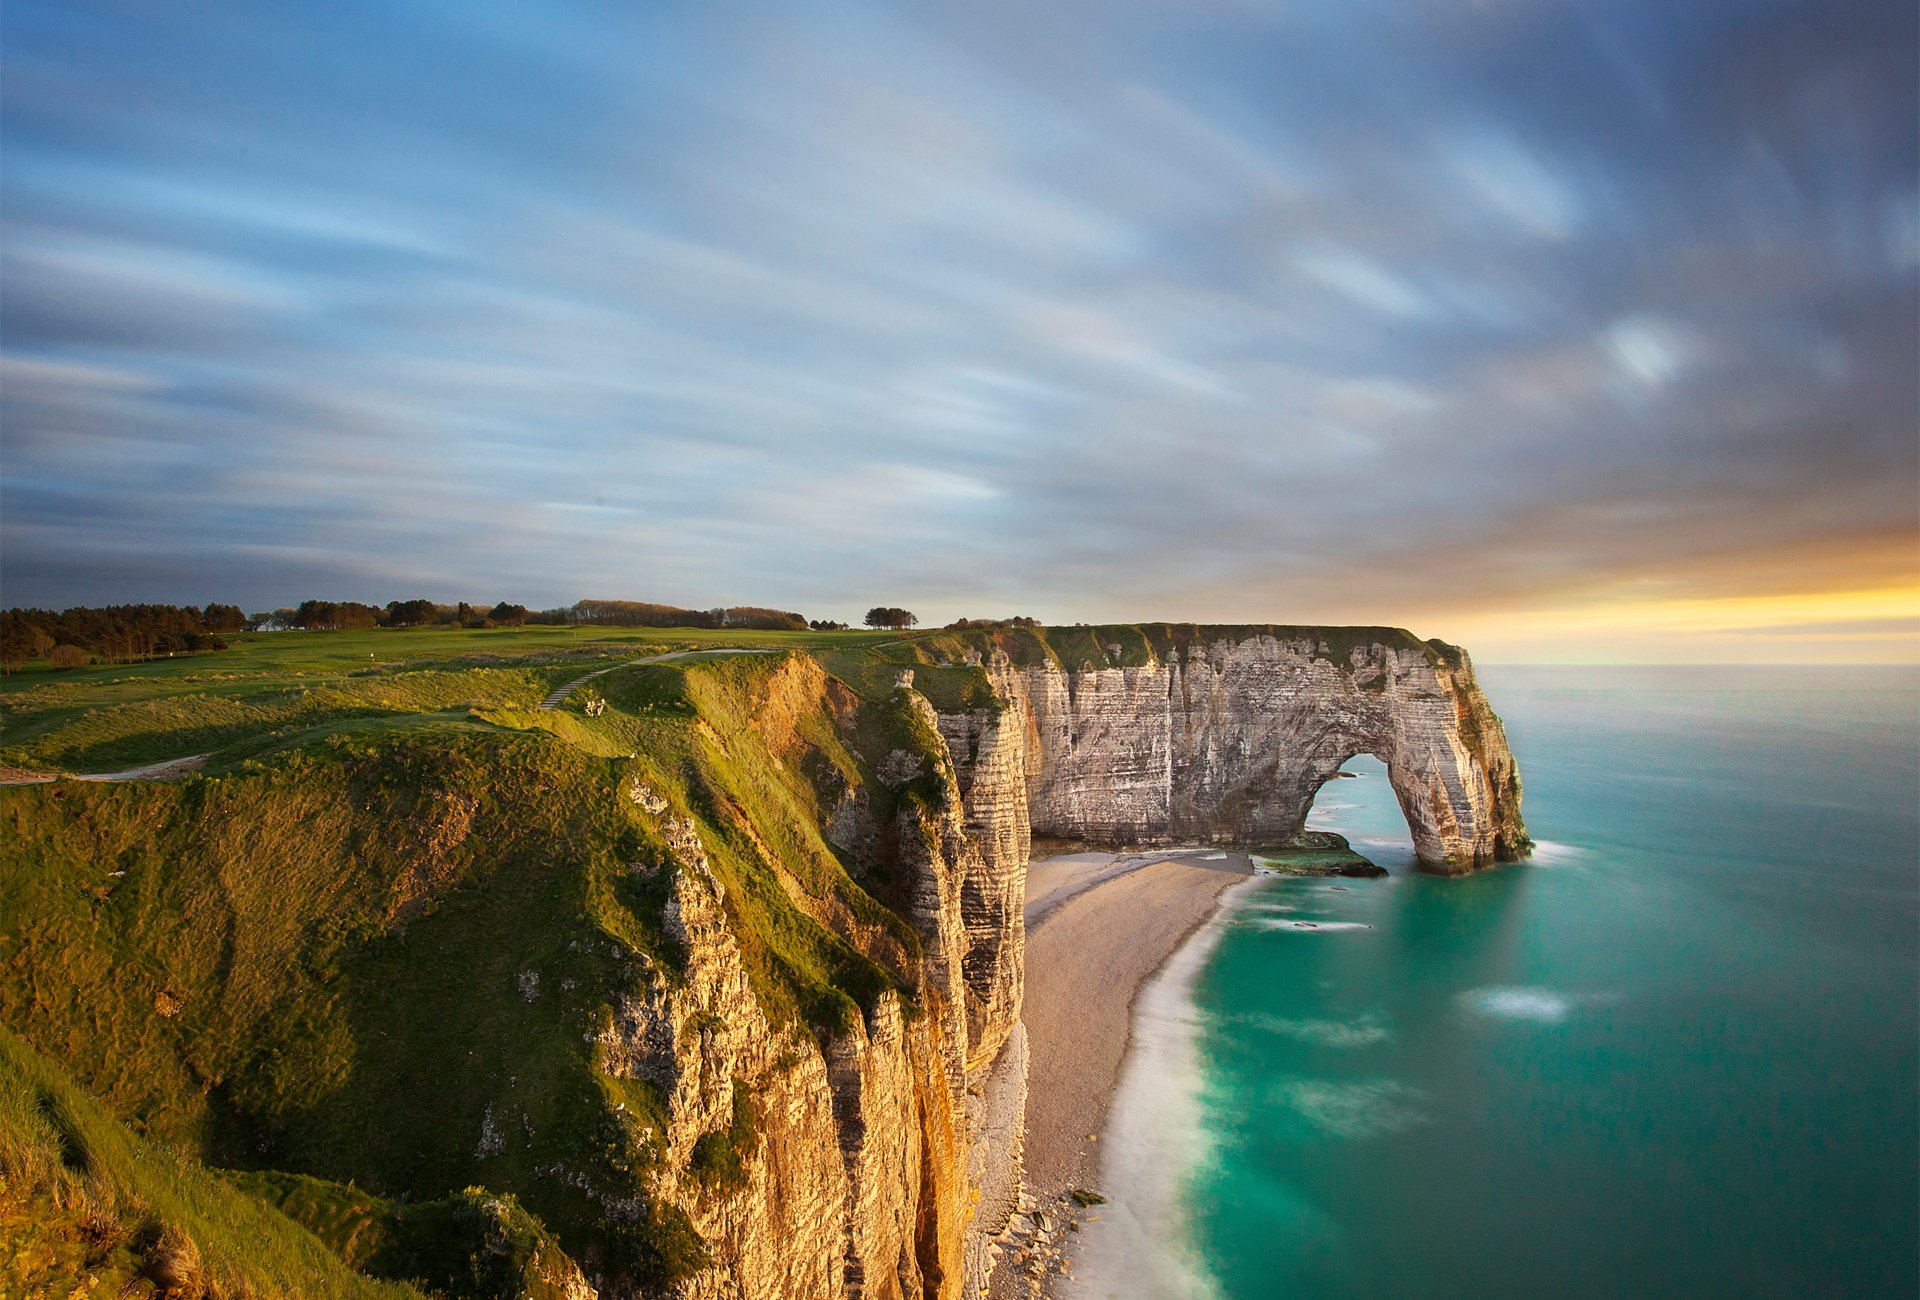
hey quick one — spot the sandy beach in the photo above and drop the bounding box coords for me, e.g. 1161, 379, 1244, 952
992, 847, 1253, 1295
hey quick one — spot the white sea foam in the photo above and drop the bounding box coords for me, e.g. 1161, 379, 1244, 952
1062, 879, 1263, 1300
1526, 840, 1587, 865
1252, 918, 1373, 933
1460, 985, 1613, 1023
1272, 1078, 1430, 1139
1242, 1012, 1391, 1049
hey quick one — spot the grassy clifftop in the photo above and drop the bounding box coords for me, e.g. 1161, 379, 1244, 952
2, 633, 947, 1293
2, 1026, 416, 1299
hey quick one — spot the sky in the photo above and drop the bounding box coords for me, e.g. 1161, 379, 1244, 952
2, 0, 1915, 661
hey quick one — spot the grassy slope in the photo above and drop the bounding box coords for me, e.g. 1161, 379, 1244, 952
1, 637, 937, 1293
1, 1026, 417, 1299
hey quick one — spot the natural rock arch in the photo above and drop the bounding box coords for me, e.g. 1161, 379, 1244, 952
947, 628, 1529, 875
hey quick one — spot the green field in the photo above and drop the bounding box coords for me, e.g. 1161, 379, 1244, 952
0, 625, 905, 775
0, 622, 962, 1294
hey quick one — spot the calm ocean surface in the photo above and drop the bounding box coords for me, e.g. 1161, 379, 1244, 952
1086, 665, 1919, 1300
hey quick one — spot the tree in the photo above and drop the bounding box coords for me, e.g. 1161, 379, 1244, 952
488, 602, 529, 626
864, 607, 917, 630
295, 600, 380, 630
201, 603, 248, 632
48, 644, 89, 669
721, 606, 807, 631
0, 615, 47, 672
383, 599, 438, 627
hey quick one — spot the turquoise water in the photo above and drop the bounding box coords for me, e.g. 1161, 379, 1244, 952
1177, 666, 1919, 1299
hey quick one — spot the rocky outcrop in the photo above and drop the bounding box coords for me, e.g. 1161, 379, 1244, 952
594, 812, 970, 1300
947, 629, 1528, 873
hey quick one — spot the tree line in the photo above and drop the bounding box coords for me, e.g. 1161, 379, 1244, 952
1, 594, 941, 672
1, 603, 248, 670
281, 599, 532, 630
557, 600, 809, 631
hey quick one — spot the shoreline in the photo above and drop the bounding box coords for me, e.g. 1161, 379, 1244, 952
1061, 872, 1263, 1299
994, 848, 1256, 1298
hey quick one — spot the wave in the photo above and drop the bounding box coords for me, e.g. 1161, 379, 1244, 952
1270, 1077, 1430, 1139
1234, 1012, 1392, 1049
1459, 985, 1615, 1023
1250, 918, 1374, 933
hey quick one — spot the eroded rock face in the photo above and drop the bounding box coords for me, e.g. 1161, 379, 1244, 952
980, 634, 1528, 872
594, 816, 968, 1300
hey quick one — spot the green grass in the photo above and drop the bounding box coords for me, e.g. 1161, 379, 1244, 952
823, 621, 1439, 679
1253, 831, 1388, 877
592, 653, 924, 1035
0, 637, 959, 1293
0, 1025, 418, 1298
0, 723, 708, 1284
0, 623, 901, 774
229, 1171, 593, 1300
688, 1080, 761, 1192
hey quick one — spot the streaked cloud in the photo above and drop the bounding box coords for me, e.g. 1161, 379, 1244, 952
0, 0, 1913, 661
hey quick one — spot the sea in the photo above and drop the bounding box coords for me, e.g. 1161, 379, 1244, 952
1071, 665, 1920, 1300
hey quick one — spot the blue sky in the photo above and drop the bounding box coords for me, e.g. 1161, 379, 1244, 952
2, 0, 1914, 658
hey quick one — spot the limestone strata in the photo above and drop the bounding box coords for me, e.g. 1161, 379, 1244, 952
593, 814, 968, 1300
970, 631, 1528, 872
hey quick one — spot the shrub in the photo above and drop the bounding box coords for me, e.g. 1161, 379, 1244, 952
47, 644, 89, 669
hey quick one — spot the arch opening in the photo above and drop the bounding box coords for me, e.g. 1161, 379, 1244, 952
1303, 754, 1421, 875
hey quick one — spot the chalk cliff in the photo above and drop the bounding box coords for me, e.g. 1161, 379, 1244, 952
937, 626, 1529, 872
900, 626, 1527, 1293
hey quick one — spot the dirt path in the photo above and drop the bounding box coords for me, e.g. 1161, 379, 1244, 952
0, 753, 211, 786
536, 647, 768, 709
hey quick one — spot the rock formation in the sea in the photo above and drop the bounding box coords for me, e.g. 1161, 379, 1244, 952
907, 626, 1528, 1293
937, 626, 1529, 874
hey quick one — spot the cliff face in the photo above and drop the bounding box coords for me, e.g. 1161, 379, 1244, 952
797, 628, 1524, 1294
948, 629, 1528, 872
595, 812, 969, 1300
590, 660, 1027, 1300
